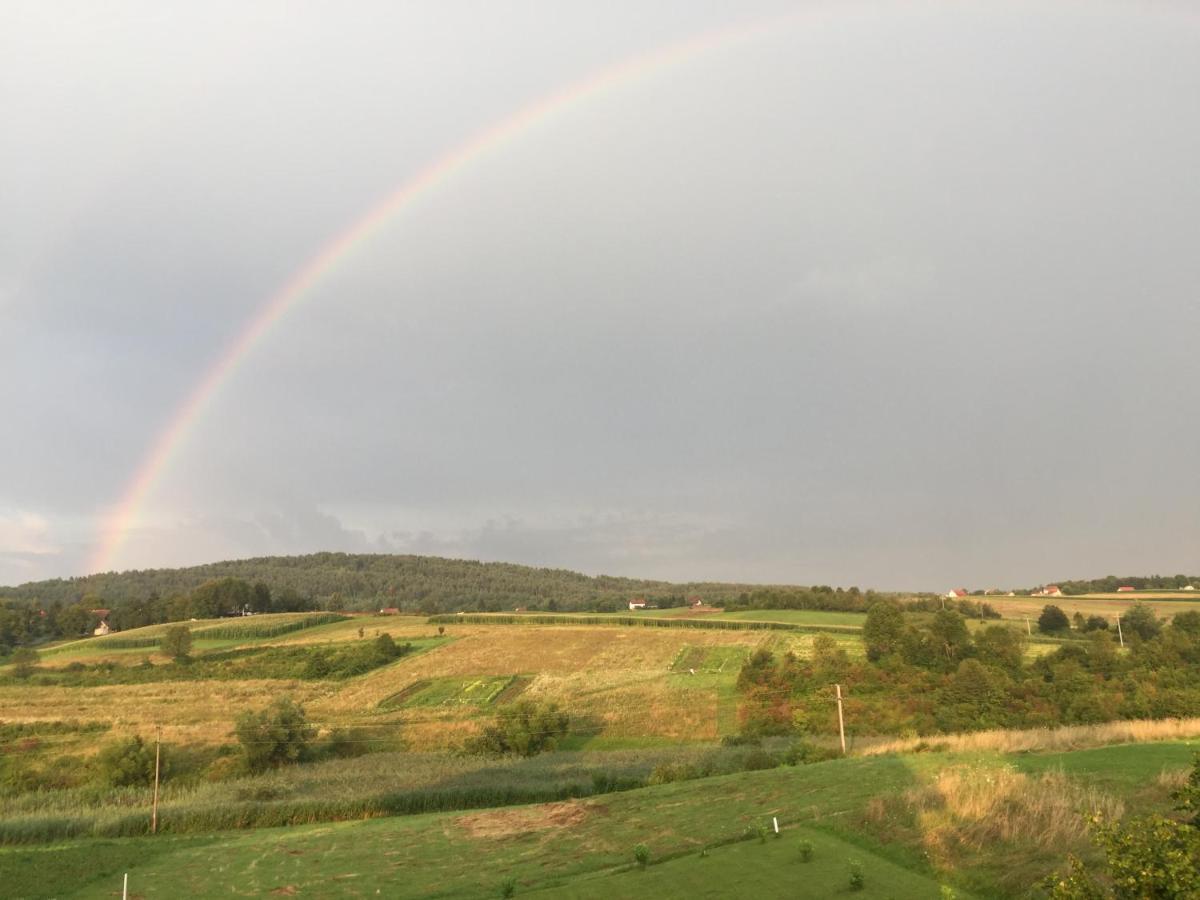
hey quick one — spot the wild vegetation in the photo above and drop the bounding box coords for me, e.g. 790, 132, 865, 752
735, 602, 1200, 739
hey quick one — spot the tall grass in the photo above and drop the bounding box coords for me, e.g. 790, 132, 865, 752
861, 717, 1200, 757
868, 763, 1123, 851
0, 743, 793, 845
188, 613, 346, 640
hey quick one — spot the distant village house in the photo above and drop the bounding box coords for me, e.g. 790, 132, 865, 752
1032, 586, 1064, 597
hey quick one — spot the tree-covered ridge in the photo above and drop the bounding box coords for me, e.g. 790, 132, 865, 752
0, 552, 778, 612
4, 554, 844, 628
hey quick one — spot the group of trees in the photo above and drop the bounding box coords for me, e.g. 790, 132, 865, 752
0, 577, 319, 652
1037, 603, 1163, 640
738, 601, 1200, 738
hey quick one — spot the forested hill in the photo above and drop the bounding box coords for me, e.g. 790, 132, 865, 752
0, 552, 786, 613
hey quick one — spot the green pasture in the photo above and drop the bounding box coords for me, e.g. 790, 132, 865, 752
716, 609, 866, 628
530, 824, 964, 898
384, 675, 518, 709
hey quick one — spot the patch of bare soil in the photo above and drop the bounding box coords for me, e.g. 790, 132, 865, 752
455, 800, 598, 840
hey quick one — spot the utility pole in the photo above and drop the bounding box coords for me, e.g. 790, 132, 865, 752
1116, 615, 1124, 648
151, 725, 161, 834
834, 684, 847, 755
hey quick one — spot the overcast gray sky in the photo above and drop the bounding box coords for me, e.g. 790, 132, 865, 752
2, 0, 1198, 590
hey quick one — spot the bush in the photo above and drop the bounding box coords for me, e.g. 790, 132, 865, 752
95, 736, 157, 788
499, 876, 516, 898
647, 762, 700, 785
848, 859, 865, 890
798, 839, 813, 862
466, 701, 569, 757
234, 697, 315, 772
161, 625, 193, 661
1038, 605, 1071, 634
9, 648, 39, 679
633, 843, 650, 869
1122, 603, 1161, 640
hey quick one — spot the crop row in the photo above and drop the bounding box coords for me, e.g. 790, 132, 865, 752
428, 614, 797, 632
83, 613, 348, 649
189, 613, 347, 639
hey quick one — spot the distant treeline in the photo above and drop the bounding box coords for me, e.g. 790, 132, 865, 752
0, 553, 796, 616
1026, 574, 1200, 595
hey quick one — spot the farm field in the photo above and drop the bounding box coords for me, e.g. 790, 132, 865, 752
982, 594, 1200, 620
2, 739, 1194, 899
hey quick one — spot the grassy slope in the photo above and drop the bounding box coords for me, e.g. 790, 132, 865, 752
6, 741, 1195, 900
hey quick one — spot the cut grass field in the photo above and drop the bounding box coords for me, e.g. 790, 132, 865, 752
982, 594, 1200, 620
5, 739, 1194, 899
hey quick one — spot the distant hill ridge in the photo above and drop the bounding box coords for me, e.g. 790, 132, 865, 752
0, 552, 796, 613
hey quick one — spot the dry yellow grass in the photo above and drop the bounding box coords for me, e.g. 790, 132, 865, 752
869, 763, 1124, 857
862, 717, 1200, 757
0, 679, 333, 745
985, 595, 1200, 620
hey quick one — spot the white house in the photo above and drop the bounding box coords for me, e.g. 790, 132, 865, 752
628, 600, 647, 611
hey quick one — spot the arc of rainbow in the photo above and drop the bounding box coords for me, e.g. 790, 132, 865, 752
88, 7, 834, 575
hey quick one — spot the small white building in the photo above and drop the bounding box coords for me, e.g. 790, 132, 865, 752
628, 600, 647, 611
93, 620, 111, 636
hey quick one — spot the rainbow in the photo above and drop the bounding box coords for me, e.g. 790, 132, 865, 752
87, 6, 838, 574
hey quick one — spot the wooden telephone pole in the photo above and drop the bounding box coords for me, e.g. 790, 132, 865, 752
834, 684, 847, 755
151, 726, 161, 834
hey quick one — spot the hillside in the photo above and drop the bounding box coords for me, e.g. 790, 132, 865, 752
0, 553, 792, 613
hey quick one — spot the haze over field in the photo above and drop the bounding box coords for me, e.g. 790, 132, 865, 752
2, 1, 1198, 589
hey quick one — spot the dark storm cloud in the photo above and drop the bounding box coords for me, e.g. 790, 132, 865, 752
2, 1, 1198, 587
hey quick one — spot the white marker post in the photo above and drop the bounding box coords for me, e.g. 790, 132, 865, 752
773, 816, 779, 835
1116, 615, 1124, 648
834, 684, 847, 755
122, 873, 128, 900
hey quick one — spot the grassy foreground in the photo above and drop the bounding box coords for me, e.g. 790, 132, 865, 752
3, 739, 1195, 899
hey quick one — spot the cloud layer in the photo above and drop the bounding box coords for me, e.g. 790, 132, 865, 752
3, 1, 1198, 588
